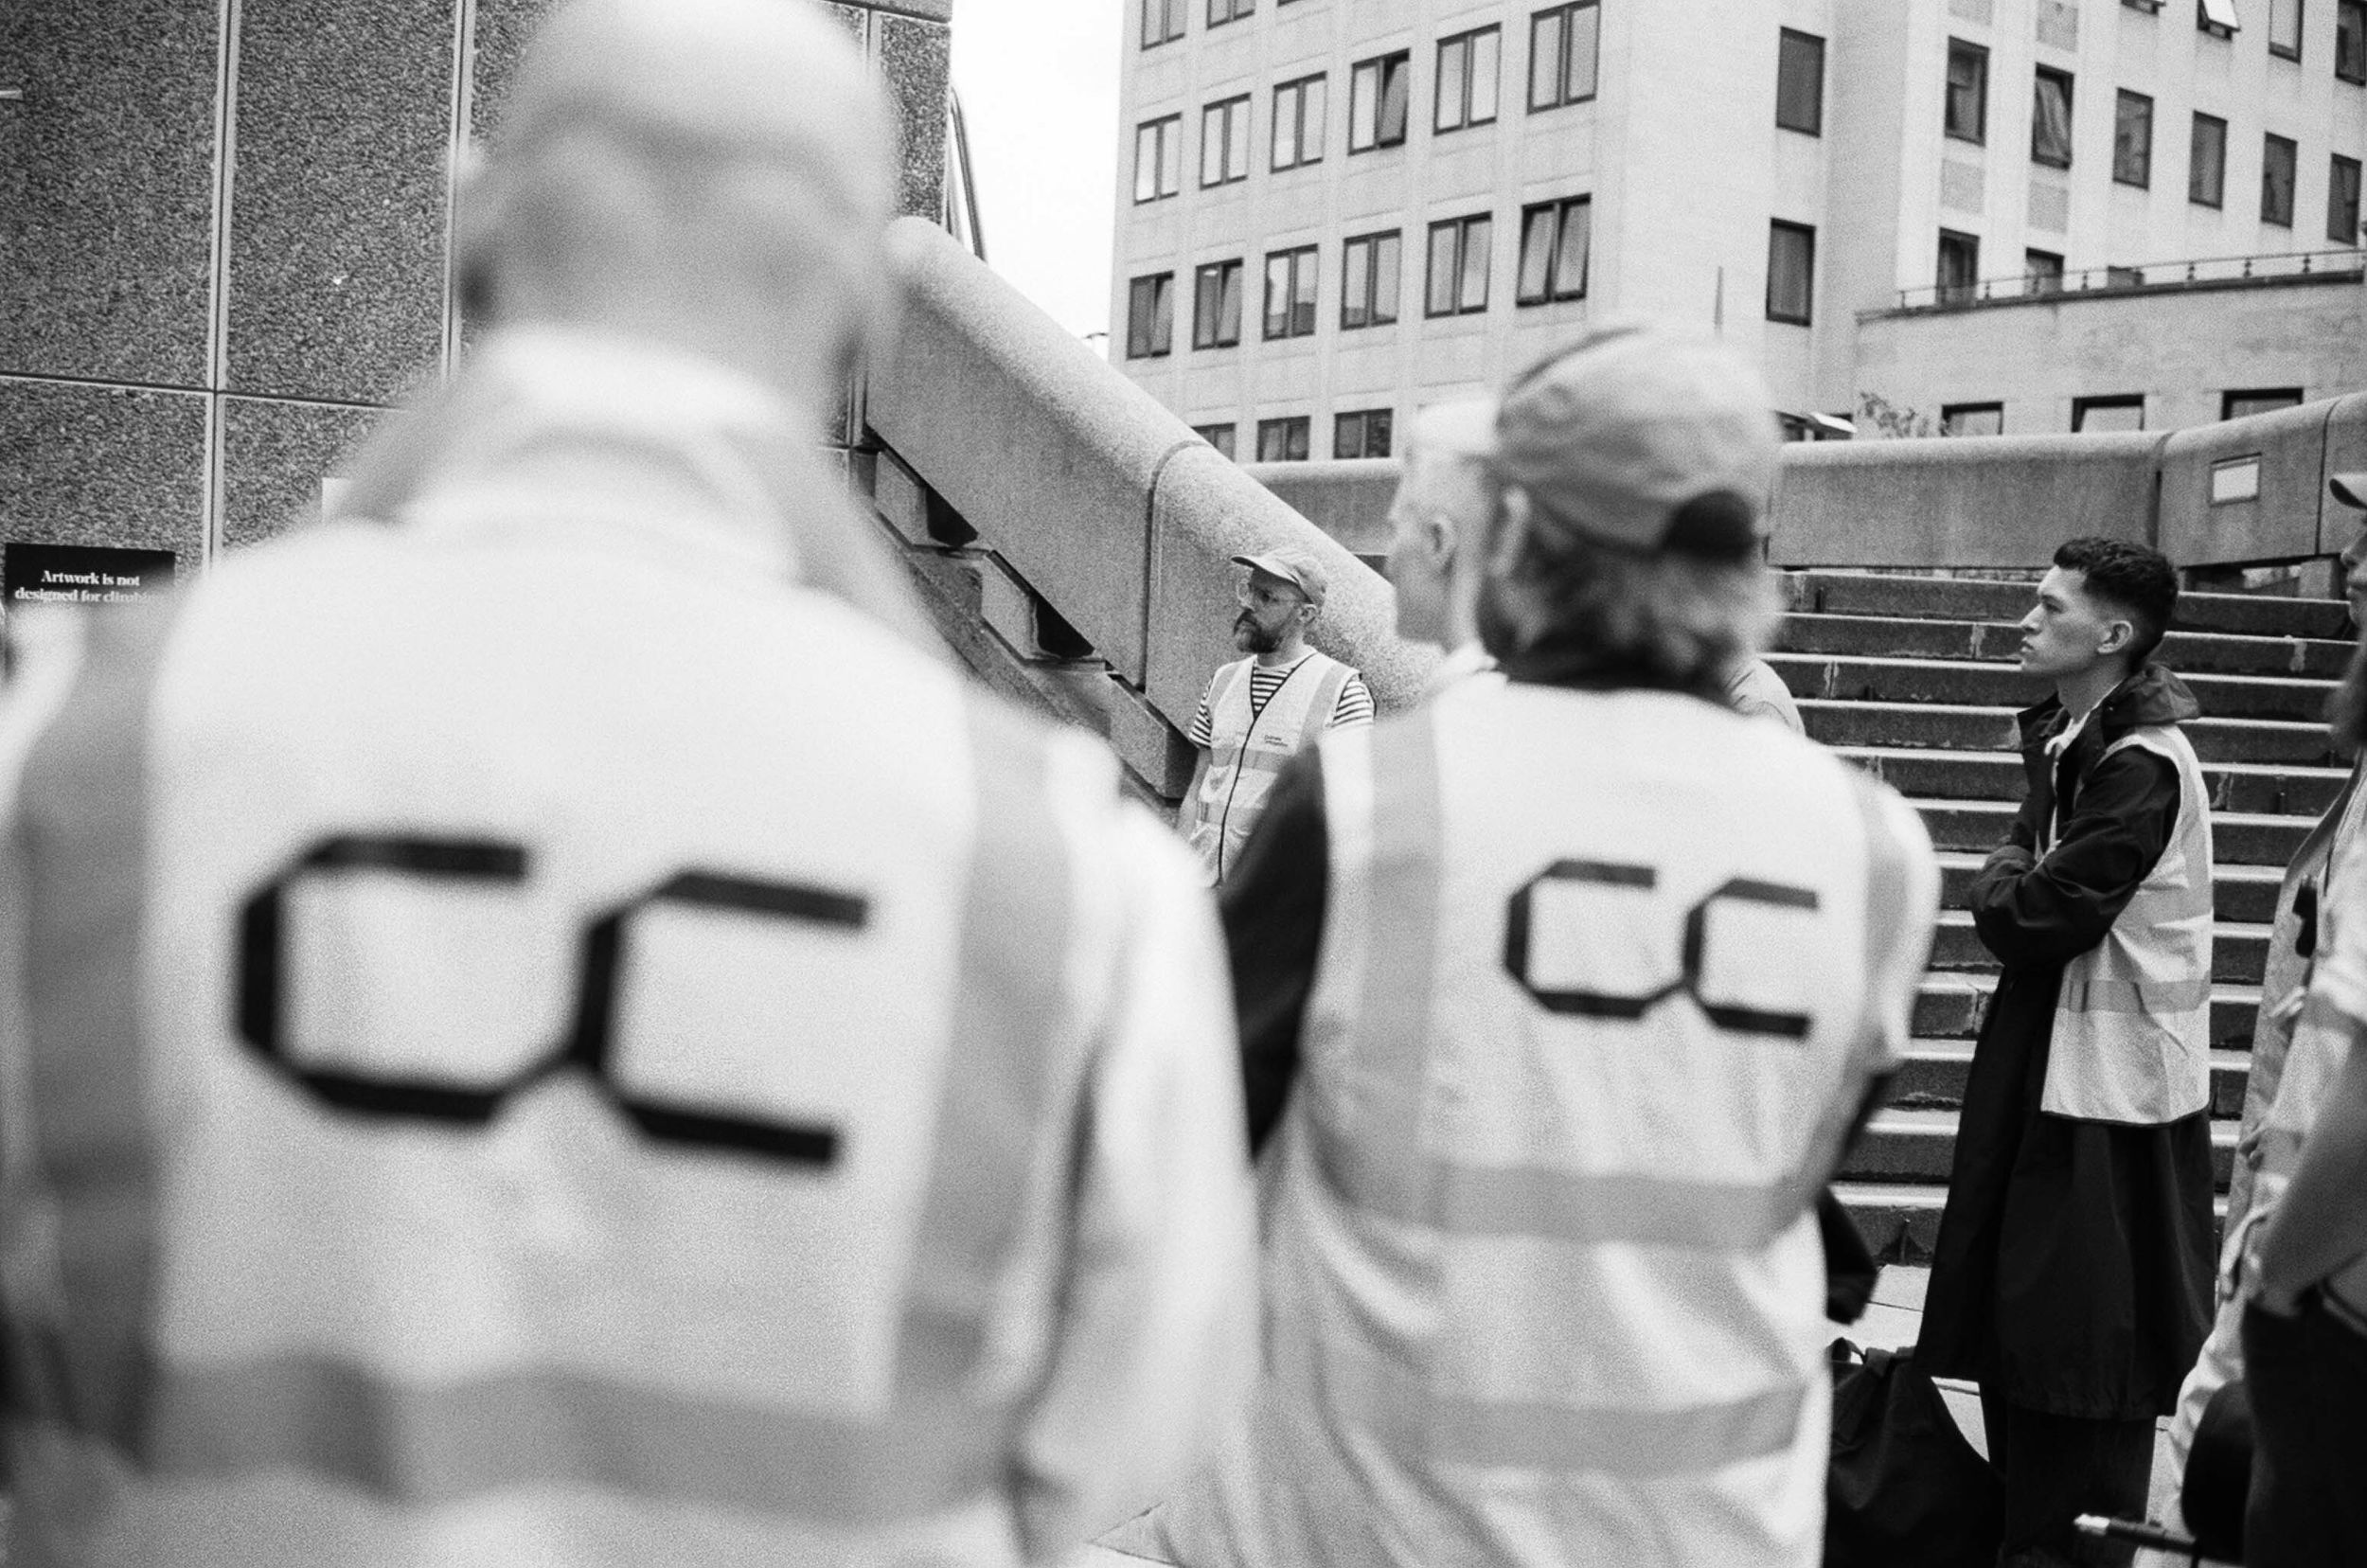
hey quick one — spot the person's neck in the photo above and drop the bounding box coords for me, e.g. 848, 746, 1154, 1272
2056, 659, 2133, 724
1256, 634, 1309, 669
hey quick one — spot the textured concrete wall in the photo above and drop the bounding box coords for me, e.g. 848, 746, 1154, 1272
0, 0, 952, 580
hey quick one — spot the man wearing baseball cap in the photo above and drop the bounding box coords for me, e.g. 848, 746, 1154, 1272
1117, 324, 1939, 1568
1176, 547, 1373, 885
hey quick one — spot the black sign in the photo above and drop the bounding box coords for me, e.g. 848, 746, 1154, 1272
3, 543, 177, 611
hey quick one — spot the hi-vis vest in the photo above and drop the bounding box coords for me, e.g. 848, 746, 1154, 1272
0, 435, 1254, 1565
1134, 682, 1940, 1568
2042, 725, 2216, 1125
1181, 651, 1352, 884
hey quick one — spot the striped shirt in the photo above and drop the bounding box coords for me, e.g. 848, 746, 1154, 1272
1189, 656, 1374, 747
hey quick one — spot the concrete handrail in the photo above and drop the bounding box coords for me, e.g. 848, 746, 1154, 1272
868, 217, 1434, 724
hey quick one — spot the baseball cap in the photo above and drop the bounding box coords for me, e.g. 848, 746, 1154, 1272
1490, 322, 1782, 560
2333, 472, 2367, 508
1232, 547, 1328, 608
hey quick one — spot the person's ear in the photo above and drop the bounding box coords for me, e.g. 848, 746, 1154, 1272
1427, 513, 1456, 565
2098, 617, 2134, 656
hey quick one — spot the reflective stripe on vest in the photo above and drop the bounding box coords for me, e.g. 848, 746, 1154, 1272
3, 633, 1082, 1529
2043, 724, 2216, 1125
1184, 652, 1350, 883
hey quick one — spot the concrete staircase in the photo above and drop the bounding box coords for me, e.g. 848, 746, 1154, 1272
1795, 571, 2356, 1262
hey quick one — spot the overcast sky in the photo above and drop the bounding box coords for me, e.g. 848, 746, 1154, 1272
949, 0, 1122, 347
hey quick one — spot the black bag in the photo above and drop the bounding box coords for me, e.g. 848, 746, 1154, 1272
1825, 1339, 2003, 1568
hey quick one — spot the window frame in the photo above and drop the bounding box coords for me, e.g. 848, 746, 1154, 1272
1261, 244, 1320, 340
1255, 416, 1311, 462
1125, 272, 1176, 360
1528, 2, 1602, 113
1945, 39, 1989, 144
2032, 65, 2075, 169
1766, 219, 1816, 325
1333, 408, 1395, 459
2269, 0, 2305, 59
1192, 258, 1245, 350
1132, 115, 1183, 203
1339, 229, 1403, 330
1200, 94, 1253, 188
2221, 388, 2305, 419
2113, 89, 2154, 187
1348, 49, 1413, 152
1271, 73, 1328, 171
1205, 0, 1253, 27
2263, 132, 2299, 225
1937, 228, 1982, 305
1139, 0, 1187, 49
1515, 196, 1591, 306
2189, 112, 2228, 206
1942, 402, 2005, 437
2072, 394, 2146, 433
1192, 422, 1237, 459
2333, 152, 2364, 243
1776, 27, 1826, 135
1434, 24, 1504, 134
2025, 247, 2065, 295
2341, 0, 2367, 81
1425, 213, 1494, 317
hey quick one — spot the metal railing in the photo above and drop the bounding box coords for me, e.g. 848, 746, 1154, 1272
1887, 248, 2363, 312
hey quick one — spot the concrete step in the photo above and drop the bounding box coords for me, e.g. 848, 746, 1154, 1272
1778, 614, 2355, 679
1912, 796, 2306, 866
1913, 973, 2261, 1047
1935, 851, 2286, 925
1833, 1180, 2234, 1267
1792, 572, 2354, 641
1771, 653, 2334, 724
1927, 910, 2270, 985
1894, 1039, 2253, 1118
1844, 1108, 2241, 1186
1843, 745, 2346, 815
1802, 701, 2338, 766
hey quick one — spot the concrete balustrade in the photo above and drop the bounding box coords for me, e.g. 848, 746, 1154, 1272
868, 218, 1436, 742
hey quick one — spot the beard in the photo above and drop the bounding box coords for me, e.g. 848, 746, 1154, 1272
1234, 610, 1282, 653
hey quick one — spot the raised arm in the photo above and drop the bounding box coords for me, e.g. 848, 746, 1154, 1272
1967, 745, 2179, 969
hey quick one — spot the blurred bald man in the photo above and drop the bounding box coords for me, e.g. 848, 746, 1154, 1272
1385, 399, 1503, 694
0, 2, 1255, 1562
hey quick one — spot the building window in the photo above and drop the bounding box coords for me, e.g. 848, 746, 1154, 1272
1529, 2, 1601, 112
2263, 133, 2298, 224
1272, 73, 1327, 170
1193, 422, 1237, 459
1946, 40, 1988, 143
1335, 409, 1394, 458
1515, 196, 1591, 305
2073, 394, 2145, 433
1133, 116, 1183, 203
1141, 0, 1186, 47
2334, 153, 2363, 241
1206, 0, 1252, 26
1263, 245, 1319, 339
1426, 213, 1493, 316
2113, 90, 2153, 186
1349, 50, 1412, 151
2342, 0, 2367, 79
1201, 95, 1252, 187
1126, 273, 1174, 359
2190, 113, 2228, 205
2269, 0, 2305, 58
1255, 417, 1311, 462
2124, 0, 2163, 12
1776, 28, 1825, 135
1435, 26, 1503, 133
1341, 230, 1402, 329
2026, 248, 2065, 295
1766, 220, 1815, 324
1944, 403, 2005, 436
2032, 67, 2074, 168
2223, 388, 2305, 419
2198, 0, 2240, 36
1937, 229, 1981, 304
1193, 259, 1245, 349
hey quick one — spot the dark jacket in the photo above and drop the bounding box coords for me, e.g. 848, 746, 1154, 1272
1918, 664, 2218, 1419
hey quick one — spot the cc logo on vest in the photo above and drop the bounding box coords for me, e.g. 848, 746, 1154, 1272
1503, 859, 1820, 1038
235, 833, 863, 1166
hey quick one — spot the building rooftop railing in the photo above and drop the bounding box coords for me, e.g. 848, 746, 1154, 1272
1877, 248, 2362, 317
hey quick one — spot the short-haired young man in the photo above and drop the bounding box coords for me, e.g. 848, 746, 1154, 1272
1920, 538, 2219, 1568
